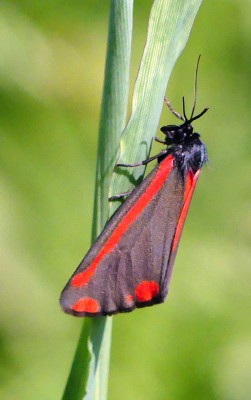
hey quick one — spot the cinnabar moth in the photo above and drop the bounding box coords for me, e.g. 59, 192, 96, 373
60, 60, 208, 317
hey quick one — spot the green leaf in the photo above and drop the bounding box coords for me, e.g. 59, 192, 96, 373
62, 1, 133, 399
110, 0, 203, 198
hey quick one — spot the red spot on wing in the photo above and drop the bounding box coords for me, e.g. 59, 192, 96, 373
135, 281, 160, 302
172, 169, 200, 253
126, 294, 134, 304
71, 297, 100, 313
71, 156, 175, 287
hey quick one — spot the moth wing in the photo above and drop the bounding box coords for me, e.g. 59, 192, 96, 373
163, 169, 201, 294
60, 157, 198, 316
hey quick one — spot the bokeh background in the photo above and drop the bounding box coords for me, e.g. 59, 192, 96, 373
1, 1, 250, 399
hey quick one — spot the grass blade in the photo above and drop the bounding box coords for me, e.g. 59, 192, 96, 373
110, 0, 203, 197
62, 1, 133, 399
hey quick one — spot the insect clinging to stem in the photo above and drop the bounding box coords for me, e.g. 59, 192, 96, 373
60, 56, 208, 317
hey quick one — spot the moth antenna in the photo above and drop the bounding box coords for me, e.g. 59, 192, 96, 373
182, 97, 188, 121
190, 107, 209, 123
190, 55, 201, 119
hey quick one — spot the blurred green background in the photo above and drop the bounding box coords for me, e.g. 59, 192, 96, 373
1, 1, 250, 399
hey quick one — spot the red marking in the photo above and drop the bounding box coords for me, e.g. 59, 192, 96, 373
172, 169, 200, 252
135, 281, 160, 302
126, 294, 134, 303
72, 156, 174, 287
71, 297, 100, 313
72, 269, 93, 287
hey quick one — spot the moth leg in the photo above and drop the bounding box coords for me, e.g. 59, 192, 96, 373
117, 150, 168, 168
109, 191, 132, 201
164, 96, 185, 122
155, 136, 166, 144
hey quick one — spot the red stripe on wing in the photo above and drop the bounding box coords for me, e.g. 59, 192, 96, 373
71, 155, 175, 287
172, 169, 200, 253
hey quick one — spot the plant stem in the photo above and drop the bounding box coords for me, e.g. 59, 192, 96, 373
62, 1, 133, 399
